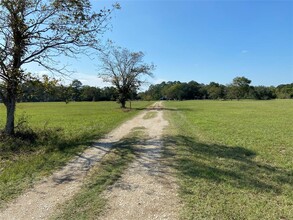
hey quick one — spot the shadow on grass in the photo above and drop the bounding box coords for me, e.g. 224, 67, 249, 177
51, 136, 137, 186
0, 126, 101, 156
0, 128, 138, 207
163, 135, 293, 194
33, 137, 137, 220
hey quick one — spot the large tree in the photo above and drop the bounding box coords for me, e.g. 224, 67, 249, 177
0, 0, 119, 135
99, 47, 154, 108
206, 82, 225, 100
228, 76, 252, 100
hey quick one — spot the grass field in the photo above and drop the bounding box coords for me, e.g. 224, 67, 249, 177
0, 101, 152, 207
164, 100, 293, 219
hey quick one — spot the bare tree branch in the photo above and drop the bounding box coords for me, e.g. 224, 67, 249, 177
98, 46, 155, 108
0, 0, 119, 135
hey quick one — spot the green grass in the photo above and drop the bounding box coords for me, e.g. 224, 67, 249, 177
163, 100, 293, 220
0, 101, 152, 207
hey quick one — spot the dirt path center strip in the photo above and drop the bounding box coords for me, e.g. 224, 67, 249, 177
0, 102, 180, 220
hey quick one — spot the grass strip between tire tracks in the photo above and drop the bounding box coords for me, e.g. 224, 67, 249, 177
0, 101, 152, 208
52, 129, 145, 220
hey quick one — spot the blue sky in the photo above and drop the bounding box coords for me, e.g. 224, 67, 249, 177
27, 0, 293, 88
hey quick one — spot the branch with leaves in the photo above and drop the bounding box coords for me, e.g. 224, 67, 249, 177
0, 0, 119, 135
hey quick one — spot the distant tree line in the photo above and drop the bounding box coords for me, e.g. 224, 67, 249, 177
140, 77, 293, 100
15, 75, 133, 103
2, 75, 292, 103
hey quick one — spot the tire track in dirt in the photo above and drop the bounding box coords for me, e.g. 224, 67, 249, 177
100, 102, 180, 220
0, 102, 180, 220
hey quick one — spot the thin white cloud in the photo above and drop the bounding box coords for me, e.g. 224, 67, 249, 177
241, 50, 248, 54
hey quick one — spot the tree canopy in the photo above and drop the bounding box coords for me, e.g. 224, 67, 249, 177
99, 47, 154, 108
0, 0, 119, 135
140, 77, 287, 101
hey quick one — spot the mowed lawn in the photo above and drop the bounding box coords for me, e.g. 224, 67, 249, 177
0, 101, 152, 207
164, 100, 293, 219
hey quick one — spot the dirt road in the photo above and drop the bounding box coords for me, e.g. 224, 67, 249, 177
0, 102, 179, 219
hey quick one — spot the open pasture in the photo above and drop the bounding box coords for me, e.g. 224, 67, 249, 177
164, 100, 293, 219
0, 101, 151, 206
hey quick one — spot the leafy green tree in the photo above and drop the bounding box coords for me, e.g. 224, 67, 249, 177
18, 74, 59, 102
41, 75, 60, 102
80, 86, 101, 101
253, 86, 276, 100
0, 0, 118, 135
101, 86, 118, 101
186, 81, 202, 99
99, 47, 154, 108
141, 80, 207, 100
69, 79, 82, 101
58, 85, 71, 103
165, 83, 184, 100
228, 76, 252, 100
18, 75, 42, 102
275, 84, 293, 99
206, 82, 226, 99
147, 83, 165, 100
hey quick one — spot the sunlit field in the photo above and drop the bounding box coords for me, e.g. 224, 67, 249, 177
0, 101, 152, 207
164, 100, 293, 219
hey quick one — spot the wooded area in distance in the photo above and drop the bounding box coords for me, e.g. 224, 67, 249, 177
12, 75, 293, 103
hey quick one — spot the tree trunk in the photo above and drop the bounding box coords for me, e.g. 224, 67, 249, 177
121, 98, 126, 108
4, 95, 16, 135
